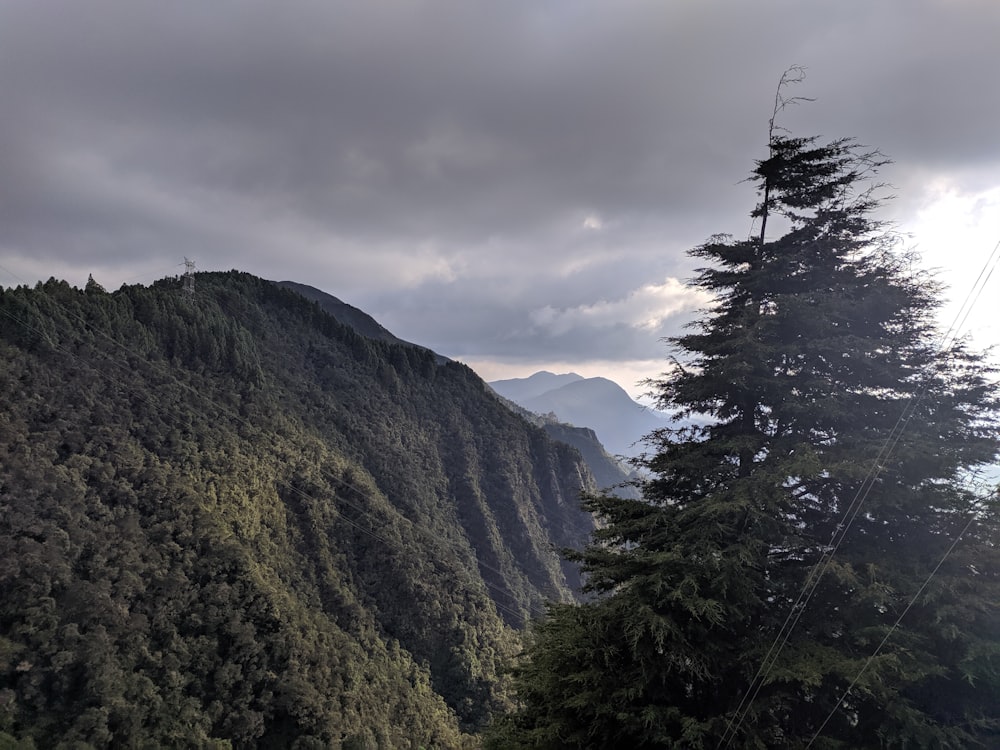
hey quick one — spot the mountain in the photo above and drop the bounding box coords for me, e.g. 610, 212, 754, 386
0, 272, 596, 748
491, 373, 668, 458
488, 371, 584, 402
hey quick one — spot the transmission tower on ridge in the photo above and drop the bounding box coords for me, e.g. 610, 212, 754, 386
183, 257, 196, 296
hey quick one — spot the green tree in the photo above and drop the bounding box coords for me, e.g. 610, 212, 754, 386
489, 105, 1000, 746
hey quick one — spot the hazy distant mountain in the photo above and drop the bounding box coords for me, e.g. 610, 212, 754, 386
490, 371, 584, 402
492, 373, 668, 458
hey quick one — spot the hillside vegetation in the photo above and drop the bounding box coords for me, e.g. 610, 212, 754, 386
0, 272, 596, 748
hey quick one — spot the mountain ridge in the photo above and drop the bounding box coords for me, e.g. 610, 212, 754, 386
488, 371, 584, 402
276, 279, 449, 363
279, 282, 639, 493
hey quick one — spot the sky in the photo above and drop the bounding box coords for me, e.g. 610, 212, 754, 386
1, 0, 999, 400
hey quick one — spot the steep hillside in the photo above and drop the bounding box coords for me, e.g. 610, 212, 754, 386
278, 285, 638, 502
540, 422, 642, 501
495, 398, 641, 501
0, 272, 596, 748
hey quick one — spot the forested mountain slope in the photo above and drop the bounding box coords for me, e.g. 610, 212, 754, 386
0, 271, 596, 748
495, 397, 642, 501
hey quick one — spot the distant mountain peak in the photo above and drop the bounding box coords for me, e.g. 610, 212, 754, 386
534, 369, 582, 378
488, 371, 584, 402
490, 372, 668, 458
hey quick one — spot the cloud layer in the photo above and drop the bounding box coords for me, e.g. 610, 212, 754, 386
2, 1, 999, 393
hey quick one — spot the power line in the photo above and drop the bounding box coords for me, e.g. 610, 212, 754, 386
805, 488, 995, 748
796, 239, 1000, 742
720, 235, 1000, 747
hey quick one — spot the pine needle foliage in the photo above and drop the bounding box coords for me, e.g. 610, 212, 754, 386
487, 124, 1000, 748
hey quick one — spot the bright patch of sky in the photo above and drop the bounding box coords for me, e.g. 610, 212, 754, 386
903, 183, 1000, 354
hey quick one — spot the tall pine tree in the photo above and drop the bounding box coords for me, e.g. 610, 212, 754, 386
488, 94, 1000, 748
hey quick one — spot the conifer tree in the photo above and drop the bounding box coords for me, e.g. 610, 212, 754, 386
488, 85, 1000, 748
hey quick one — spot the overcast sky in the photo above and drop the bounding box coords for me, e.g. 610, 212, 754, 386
2, 0, 998, 398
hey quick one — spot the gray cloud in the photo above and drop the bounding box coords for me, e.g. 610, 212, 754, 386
2, 0, 999, 384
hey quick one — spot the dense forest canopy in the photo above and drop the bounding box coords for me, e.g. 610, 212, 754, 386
488, 121, 1000, 748
0, 272, 599, 748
